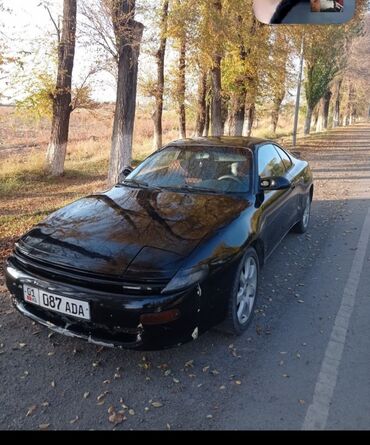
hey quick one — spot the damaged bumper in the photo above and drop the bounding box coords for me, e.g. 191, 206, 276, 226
4, 258, 202, 350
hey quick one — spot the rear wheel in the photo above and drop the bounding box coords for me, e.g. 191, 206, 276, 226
222, 248, 259, 335
293, 193, 311, 234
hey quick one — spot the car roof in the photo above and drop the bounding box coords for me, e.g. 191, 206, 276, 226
165, 136, 270, 150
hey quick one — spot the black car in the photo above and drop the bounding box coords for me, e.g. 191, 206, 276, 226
5, 137, 313, 350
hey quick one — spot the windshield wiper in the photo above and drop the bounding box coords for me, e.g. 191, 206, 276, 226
122, 179, 163, 191
161, 184, 219, 194
121, 178, 148, 187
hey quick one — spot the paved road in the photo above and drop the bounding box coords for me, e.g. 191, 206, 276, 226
1, 124, 370, 430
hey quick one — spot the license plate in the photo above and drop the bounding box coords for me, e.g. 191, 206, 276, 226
23, 285, 91, 321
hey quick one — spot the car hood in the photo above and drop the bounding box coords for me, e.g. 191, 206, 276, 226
18, 186, 250, 278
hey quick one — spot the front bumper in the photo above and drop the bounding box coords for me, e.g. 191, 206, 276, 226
4, 258, 202, 350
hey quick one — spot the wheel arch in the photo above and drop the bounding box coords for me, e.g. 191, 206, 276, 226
250, 238, 265, 268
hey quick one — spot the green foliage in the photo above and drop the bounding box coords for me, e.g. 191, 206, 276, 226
15, 72, 55, 120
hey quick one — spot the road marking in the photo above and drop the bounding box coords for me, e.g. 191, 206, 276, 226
302, 206, 370, 430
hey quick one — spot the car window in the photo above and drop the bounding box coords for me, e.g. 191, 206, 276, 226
126, 146, 253, 193
258, 144, 286, 178
274, 146, 293, 171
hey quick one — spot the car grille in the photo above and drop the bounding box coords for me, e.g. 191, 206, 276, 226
12, 248, 169, 296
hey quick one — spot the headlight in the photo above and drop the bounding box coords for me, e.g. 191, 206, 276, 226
162, 265, 209, 294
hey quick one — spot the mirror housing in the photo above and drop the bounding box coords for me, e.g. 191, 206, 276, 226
260, 176, 291, 191
118, 166, 134, 183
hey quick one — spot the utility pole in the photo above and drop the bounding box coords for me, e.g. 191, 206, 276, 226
293, 34, 304, 147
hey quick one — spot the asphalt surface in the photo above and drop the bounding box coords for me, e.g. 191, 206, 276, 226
1, 124, 370, 430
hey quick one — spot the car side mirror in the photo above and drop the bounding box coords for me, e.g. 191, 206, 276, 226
260, 176, 291, 191
118, 166, 134, 183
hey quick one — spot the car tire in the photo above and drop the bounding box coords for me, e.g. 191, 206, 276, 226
293, 193, 311, 234
221, 247, 259, 336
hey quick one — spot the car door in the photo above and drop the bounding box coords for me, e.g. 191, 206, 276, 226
273, 145, 299, 230
256, 144, 294, 257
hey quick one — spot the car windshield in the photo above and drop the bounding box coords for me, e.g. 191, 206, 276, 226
125, 146, 253, 194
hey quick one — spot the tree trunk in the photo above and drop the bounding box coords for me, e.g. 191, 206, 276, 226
304, 106, 313, 135
243, 104, 255, 137
345, 83, 355, 128
316, 90, 332, 132
108, 1, 144, 185
46, 0, 77, 176
228, 93, 246, 136
210, 0, 222, 137
333, 79, 342, 128
211, 56, 222, 136
195, 70, 207, 137
203, 101, 210, 137
152, 0, 169, 150
177, 36, 186, 138
269, 95, 284, 135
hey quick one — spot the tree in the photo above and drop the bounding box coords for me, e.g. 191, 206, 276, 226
303, 27, 343, 135
152, 0, 169, 149
194, 69, 208, 137
268, 30, 291, 135
108, 0, 144, 185
168, 0, 190, 139
45, 0, 77, 176
210, 0, 223, 136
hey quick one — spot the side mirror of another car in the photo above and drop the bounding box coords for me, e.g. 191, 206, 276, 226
118, 166, 134, 183
260, 176, 292, 191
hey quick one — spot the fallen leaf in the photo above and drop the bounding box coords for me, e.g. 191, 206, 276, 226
235, 380, 242, 385
51, 381, 56, 388
206, 415, 213, 419
83, 392, 90, 399
166, 423, 171, 430
128, 409, 135, 416
41, 402, 49, 408
39, 424, 50, 430
151, 402, 163, 408
18, 343, 27, 349
69, 416, 79, 424
26, 405, 37, 417
97, 391, 109, 404
184, 360, 194, 368
108, 412, 126, 425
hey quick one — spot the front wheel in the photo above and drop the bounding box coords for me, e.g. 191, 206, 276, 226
222, 248, 259, 335
293, 193, 311, 234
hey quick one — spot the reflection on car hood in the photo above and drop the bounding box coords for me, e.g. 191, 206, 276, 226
19, 186, 250, 277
